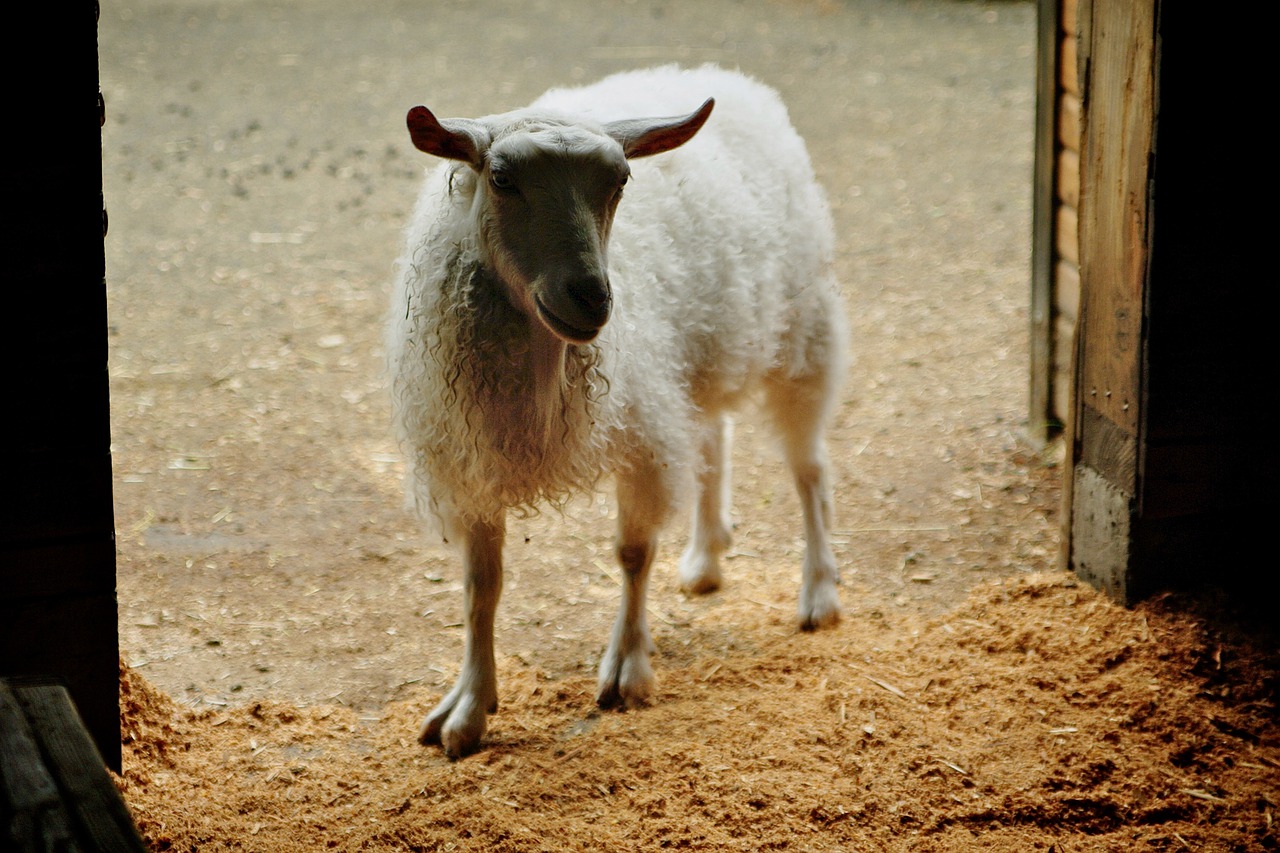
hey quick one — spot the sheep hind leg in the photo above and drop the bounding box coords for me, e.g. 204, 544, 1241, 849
677, 414, 733, 595
597, 465, 669, 709
765, 375, 841, 631
419, 516, 504, 759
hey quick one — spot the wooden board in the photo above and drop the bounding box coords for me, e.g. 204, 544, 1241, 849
1029, 0, 1066, 440
0, 680, 148, 853
1075, 0, 1155, 451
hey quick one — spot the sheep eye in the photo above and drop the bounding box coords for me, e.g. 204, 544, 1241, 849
490, 171, 515, 192
611, 171, 629, 201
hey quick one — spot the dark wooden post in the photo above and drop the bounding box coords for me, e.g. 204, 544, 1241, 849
1066, 0, 1265, 604
1, 2, 121, 770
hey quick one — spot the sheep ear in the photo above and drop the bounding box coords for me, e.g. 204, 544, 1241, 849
605, 98, 715, 159
406, 106, 490, 169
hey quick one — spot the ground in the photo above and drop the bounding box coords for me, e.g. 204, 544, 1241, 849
100, 1, 1278, 850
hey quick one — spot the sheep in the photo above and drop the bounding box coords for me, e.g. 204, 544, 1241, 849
388, 64, 849, 758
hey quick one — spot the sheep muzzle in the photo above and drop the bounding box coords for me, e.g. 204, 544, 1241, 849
535, 275, 612, 344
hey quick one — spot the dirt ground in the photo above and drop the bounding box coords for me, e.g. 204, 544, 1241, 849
100, 0, 1277, 850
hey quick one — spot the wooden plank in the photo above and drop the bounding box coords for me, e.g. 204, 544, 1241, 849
1070, 464, 1132, 602
0, 683, 81, 852
1060, 33, 1079, 95
1028, 0, 1064, 445
1056, 147, 1079, 208
1055, 205, 1078, 265
1076, 401, 1136, 490
1054, 311, 1075, 371
1054, 258, 1080, 319
12, 683, 149, 853
1058, 273, 1083, 575
1076, 0, 1155, 440
1058, 92, 1081, 153
1061, 0, 1078, 36
1052, 281, 1079, 432
1052, 364, 1074, 428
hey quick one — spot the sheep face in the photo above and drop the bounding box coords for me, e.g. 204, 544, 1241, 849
476, 128, 628, 344
406, 100, 715, 344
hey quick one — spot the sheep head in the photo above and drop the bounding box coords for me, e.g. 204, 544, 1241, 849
406, 99, 714, 344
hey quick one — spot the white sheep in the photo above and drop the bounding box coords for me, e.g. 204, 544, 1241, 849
388, 64, 849, 758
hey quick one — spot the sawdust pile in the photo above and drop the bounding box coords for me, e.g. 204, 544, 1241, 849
116, 574, 1278, 852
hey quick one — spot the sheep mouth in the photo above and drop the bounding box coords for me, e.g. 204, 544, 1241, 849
535, 299, 604, 344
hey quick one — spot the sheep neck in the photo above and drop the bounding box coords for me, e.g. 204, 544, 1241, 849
456, 263, 598, 463
526, 319, 572, 451
413, 254, 609, 521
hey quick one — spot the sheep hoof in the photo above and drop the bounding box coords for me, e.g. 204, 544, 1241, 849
419, 688, 494, 759
596, 648, 656, 710
798, 582, 841, 632
677, 551, 723, 596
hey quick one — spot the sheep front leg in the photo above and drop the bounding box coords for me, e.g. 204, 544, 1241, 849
419, 516, 504, 759
597, 465, 669, 709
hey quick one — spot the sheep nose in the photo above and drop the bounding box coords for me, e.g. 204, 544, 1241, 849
566, 276, 611, 326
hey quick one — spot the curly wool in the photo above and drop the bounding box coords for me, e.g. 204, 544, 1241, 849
391, 211, 618, 529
